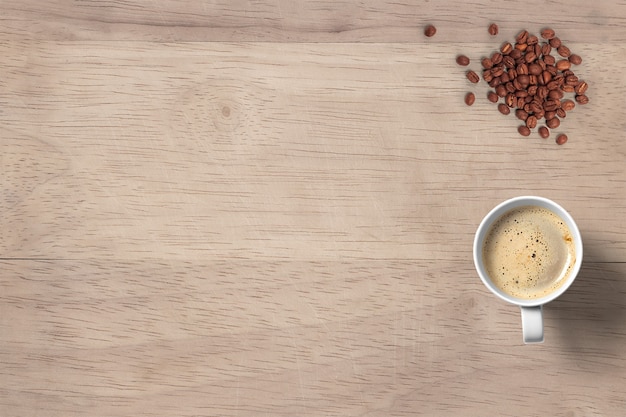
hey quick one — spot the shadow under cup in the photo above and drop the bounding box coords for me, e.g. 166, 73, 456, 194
473, 196, 583, 342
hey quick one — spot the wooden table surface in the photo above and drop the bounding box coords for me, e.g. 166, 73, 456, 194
2, 1, 626, 415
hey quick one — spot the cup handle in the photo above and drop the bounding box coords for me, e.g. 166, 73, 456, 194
521, 306, 544, 344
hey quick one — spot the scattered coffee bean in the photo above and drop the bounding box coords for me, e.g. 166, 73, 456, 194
489, 23, 499, 36
569, 54, 582, 65
561, 99, 576, 111
556, 59, 571, 71
540, 28, 556, 40
538, 126, 550, 138
526, 115, 538, 129
501, 42, 513, 55
556, 134, 568, 145
465, 92, 476, 106
424, 24, 437, 37
557, 45, 571, 57
518, 125, 531, 136
575, 94, 589, 104
466, 70, 480, 83
498, 103, 511, 115
549, 37, 561, 48
487, 91, 499, 103
575, 81, 588, 95
456, 55, 470, 66
546, 117, 560, 129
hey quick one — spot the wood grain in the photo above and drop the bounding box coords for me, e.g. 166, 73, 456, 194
3, 0, 626, 42
1, 259, 626, 416
2, 1, 626, 416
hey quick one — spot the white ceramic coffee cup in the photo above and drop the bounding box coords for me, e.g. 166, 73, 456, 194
473, 196, 583, 344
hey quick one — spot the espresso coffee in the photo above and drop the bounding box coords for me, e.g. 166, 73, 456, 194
482, 205, 577, 300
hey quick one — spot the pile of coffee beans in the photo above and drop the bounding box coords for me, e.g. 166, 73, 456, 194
459, 26, 588, 145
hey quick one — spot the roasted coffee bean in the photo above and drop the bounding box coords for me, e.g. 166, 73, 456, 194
527, 35, 539, 45
483, 69, 494, 82
489, 23, 499, 36
546, 80, 559, 91
488, 76, 502, 88
529, 102, 543, 114
491, 66, 505, 77
565, 74, 579, 86
556, 134, 568, 145
544, 55, 556, 66
541, 43, 552, 56
517, 63, 529, 75
541, 70, 552, 85
541, 28, 556, 39
466, 70, 480, 83
515, 108, 529, 121
525, 51, 537, 63
501, 72, 510, 83
546, 117, 560, 129
516, 30, 529, 44
544, 99, 560, 111
527, 85, 538, 96
498, 103, 511, 115
495, 84, 507, 97
556, 59, 571, 71
569, 54, 582, 65
529, 63, 542, 75
491, 52, 503, 65
501, 42, 513, 55
545, 110, 556, 120
557, 45, 571, 57
549, 37, 562, 48
517, 74, 530, 87
549, 89, 564, 100
482, 57, 494, 69
575, 81, 588, 94
424, 25, 437, 37
487, 91, 499, 103
561, 99, 576, 111
561, 84, 575, 93
502, 55, 515, 69
575, 94, 589, 104
510, 49, 523, 60
537, 59, 547, 70
505, 82, 516, 93
506, 93, 515, 107
518, 125, 531, 136
456, 55, 470, 66
556, 108, 567, 118
515, 42, 528, 52
538, 126, 550, 138
526, 115, 538, 129
465, 92, 475, 106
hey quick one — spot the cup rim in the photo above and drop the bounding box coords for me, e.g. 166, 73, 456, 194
473, 196, 583, 307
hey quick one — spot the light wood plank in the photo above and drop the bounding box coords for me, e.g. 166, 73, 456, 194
2, 0, 626, 42
1, 259, 625, 416
1, 41, 625, 261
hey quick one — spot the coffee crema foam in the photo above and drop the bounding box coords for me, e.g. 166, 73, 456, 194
482, 205, 576, 300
